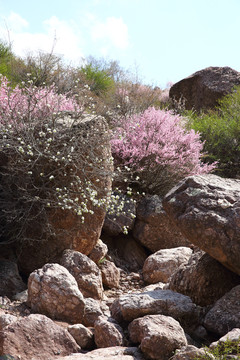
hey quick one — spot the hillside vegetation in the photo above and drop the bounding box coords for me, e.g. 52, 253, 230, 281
2, 40, 239, 245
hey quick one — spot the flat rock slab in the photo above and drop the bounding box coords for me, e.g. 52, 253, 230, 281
163, 174, 240, 275
110, 289, 203, 332
56, 346, 145, 360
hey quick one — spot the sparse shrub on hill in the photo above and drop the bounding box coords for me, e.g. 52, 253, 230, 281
79, 63, 115, 96
75, 57, 167, 122
0, 75, 113, 246
15, 51, 75, 91
109, 82, 164, 119
0, 40, 25, 85
111, 107, 216, 196
0, 41, 13, 79
186, 86, 240, 178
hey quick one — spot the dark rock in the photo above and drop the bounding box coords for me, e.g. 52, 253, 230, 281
0, 260, 26, 299
102, 234, 148, 272
203, 285, 240, 336
168, 250, 240, 306
169, 66, 240, 111
133, 195, 189, 252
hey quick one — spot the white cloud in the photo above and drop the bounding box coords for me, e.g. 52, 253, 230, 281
0, 11, 130, 63
7, 12, 29, 32
91, 16, 129, 50
0, 14, 84, 63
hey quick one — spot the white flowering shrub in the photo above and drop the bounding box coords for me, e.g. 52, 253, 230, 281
0, 76, 113, 246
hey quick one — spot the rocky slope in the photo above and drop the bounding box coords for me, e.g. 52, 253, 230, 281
0, 175, 240, 360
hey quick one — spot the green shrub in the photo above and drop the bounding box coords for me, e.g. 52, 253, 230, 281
196, 338, 240, 359
0, 41, 24, 85
186, 87, 240, 178
80, 63, 115, 96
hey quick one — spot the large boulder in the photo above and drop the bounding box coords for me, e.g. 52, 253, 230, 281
110, 289, 203, 332
203, 285, 240, 336
133, 195, 189, 252
143, 247, 192, 284
168, 250, 240, 306
61, 249, 103, 300
128, 314, 187, 360
0, 259, 26, 299
27, 263, 85, 324
11, 115, 112, 275
163, 174, 240, 275
169, 66, 240, 111
0, 314, 80, 360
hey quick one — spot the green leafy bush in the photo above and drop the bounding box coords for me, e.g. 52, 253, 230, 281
80, 63, 115, 96
0, 41, 12, 78
0, 41, 25, 85
186, 87, 240, 178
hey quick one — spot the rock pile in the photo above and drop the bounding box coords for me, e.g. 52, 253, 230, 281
0, 174, 240, 360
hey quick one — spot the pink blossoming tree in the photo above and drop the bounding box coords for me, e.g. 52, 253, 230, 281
0, 75, 79, 126
111, 107, 216, 195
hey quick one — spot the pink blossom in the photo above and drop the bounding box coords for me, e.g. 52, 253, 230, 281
111, 107, 216, 185
0, 75, 80, 125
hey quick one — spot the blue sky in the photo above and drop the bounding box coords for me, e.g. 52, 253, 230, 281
0, 0, 240, 88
